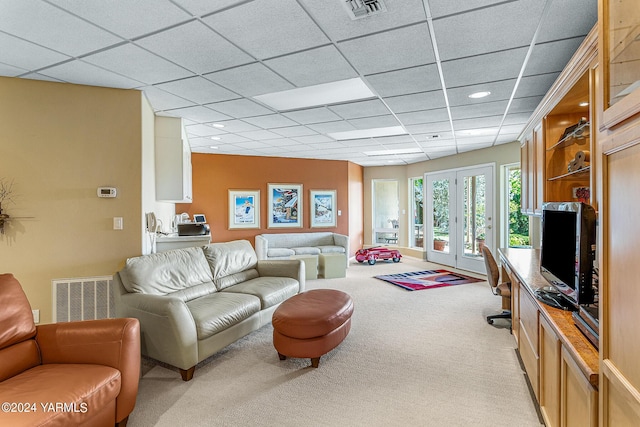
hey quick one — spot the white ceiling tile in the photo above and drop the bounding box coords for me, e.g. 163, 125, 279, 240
163, 105, 231, 123
185, 124, 227, 137
307, 120, 357, 134
441, 47, 528, 88
82, 43, 194, 84
207, 99, 274, 118
405, 121, 452, 134
242, 114, 299, 129
205, 63, 294, 97
283, 107, 343, 125
204, 120, 260, 133
384, 91, 447, 114
338, 23, 435, 75
428, 0, 506, 18
328, 99, 390, 120
51, 0, 191, 39
509, 96, 544, 114
264, 45, 357, 87
203, 0, 329, 59
264, 138, 304, 147
0, 0, 122, 56
171, 0, 247, 17
515, 73, 560, 98
154, 76, 238, 104
236, 130, 282, 140
271, 126, 318, 138
524, 38, 584, 77
0, 32, 70, 72
139, 86, 196, 111
210, 134, 252, 144
504, 113, 533, 125
0, 62, 28, 77
293, 135, 336, 144
446, 80, 516, 106
450, 100, 508, 120
537, 0, 597, 44
433, 0, 544, 61
136, 21, 253, 74
365, 64, 442, 97
453, 116, 503, 130
348, 115, 401, 130
396, 109, 450, 125
38, 60, 143, 88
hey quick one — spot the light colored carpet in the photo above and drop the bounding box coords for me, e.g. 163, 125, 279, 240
130, 256, 542, 427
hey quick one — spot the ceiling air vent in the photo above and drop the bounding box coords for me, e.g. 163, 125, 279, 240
341, 0, 387, 20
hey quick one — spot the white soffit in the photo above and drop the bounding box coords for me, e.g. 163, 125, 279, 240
253, 77, 375, 111
328, 125, 407, 141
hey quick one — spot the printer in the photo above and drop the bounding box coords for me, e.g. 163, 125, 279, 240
177, 213, 210, 236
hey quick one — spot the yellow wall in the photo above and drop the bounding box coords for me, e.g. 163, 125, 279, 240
0, 77, 145, 324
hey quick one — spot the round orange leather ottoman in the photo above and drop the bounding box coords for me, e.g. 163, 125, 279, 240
272, 289, 353, 368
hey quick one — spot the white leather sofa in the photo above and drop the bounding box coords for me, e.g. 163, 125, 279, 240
112, 239, 304, 381
255, 232, 349, 266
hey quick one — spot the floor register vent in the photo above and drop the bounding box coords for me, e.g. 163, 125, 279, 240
52, 276, 114, 322
342, 0, 387, 20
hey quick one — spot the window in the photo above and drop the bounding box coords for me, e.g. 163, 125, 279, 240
372, 180, 399, 245
409, 177, 424, 248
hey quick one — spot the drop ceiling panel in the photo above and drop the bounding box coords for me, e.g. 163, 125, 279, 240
203, 0, 329, 59
428, 0, 507, 19
536, 0, 598, 43
82, 43, 194, 85
441, 47, 528, 88
338, 23, 435, 75
515, 73, 561, 98
0, 63, 28, 77
163, 105, 231, 123
0, 0, 122, 57
242, 114, 299, 129
307, 120, 357, 134
38, 60, 143, 88
205, 63, 295, 97
236, 129, 282, 141
293, 135, 336, 144
140, 86, 196, 111
283, 107, 343, 125
271, 126, 318, 138
51, 0, 191, 39
328, 99, 391, 120
0, 32, 70, 73
365, 64, 442, 97
524, 38, 585, 77
264, 45, 357, 87
450, 100, 508, 120
172, 0, 248, 17
207, 98, 274, 118
433, 0, 544, 61
446, 80, 516, 106
384, 91, 447, 114
185, 124, 226, 137
347, 115, 401, 130
155, 76, 238, 104
396, 109, 450, 125
406, 121, 452, 134
201, 119, 260, 133
135, 21, 254, 74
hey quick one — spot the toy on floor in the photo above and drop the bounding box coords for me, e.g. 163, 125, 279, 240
355, 247, 402, 265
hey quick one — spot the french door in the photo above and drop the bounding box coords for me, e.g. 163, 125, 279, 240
425, 165, 494, 274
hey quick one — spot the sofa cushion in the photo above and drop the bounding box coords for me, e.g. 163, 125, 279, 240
203, 240, 258, 286
120, 247, 214, 295
292, 246, 321, 255
318, 245, 346, 254
186, 292, 261, 340
0, 274, 37, 350
0, 364, 120, 426
0, 340, 40, 382
215, 269, 260, 291
267, 247, 295, 258
264, 232, 334, 248
222, 277, 300, 309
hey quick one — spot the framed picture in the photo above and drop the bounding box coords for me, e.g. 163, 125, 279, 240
310, 190, 337, 228
228, 190, 260, 229
268, 184, 302, 228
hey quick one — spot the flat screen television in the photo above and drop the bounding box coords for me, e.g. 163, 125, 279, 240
540, 202, 596, 307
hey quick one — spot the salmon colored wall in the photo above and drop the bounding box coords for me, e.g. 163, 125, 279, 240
177, 154, 363, 255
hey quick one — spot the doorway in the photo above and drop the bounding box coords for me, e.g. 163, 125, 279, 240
425, 164, 494, 274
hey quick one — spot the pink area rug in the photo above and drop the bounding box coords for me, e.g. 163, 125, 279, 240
375, 269, 483, 291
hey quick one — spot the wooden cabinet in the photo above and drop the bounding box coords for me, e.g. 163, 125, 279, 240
519, 287, 540, 399
155, 116, 192, 203
540, 315, 562, 427
518, 28, 597, 215
598, 2, 640, 425
561, 346, 598, 427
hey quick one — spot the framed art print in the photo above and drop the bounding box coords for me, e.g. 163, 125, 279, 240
228, 190, 260, 229
310, 190, 337, 228
268, 184, 302, 228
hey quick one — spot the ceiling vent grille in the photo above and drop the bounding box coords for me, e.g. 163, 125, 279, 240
342, 0, 387, 20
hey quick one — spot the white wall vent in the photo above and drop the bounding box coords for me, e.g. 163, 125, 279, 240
342, 0, 387, 20
52, 276, 114, 322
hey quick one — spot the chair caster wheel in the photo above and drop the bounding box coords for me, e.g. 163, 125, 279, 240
487, 319, 494, 324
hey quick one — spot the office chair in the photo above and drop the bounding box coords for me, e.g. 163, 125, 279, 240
481, 246, 512, 324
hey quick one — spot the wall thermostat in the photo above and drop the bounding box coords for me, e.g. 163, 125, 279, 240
97, 187, 117, 198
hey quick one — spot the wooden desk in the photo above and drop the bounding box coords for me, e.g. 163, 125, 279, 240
499, 247, 598, 427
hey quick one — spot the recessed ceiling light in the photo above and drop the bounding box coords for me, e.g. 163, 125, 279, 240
210, 136, 221, 140
457, 128, 498, 136
364, 148, 422, 156
253, 77, 375, 111
327, 126, 407, 141
579, 102, 589, 107
212, 123, 224, 128
468, 91, 491, 99
209, 146, 218, 149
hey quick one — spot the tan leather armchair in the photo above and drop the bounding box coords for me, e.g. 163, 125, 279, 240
0, 273, 141, 427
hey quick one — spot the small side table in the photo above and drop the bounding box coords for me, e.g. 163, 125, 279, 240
290, 254, 318, 280
318, 253, 346, 279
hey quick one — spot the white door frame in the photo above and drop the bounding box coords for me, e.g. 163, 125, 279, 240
425, 163, 495, 274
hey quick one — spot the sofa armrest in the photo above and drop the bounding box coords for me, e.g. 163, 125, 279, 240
255, 235, 268, 260
256, 259, 305, 292
333, 233, 350, 263
36, 318, 140, 424
115, 293, 199, 371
